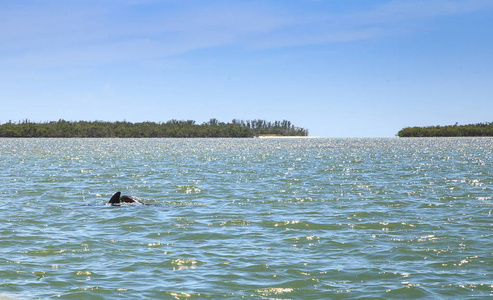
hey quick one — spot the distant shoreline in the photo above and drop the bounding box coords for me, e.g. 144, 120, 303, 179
0, 119, 309, 138
397, 122, 493, 137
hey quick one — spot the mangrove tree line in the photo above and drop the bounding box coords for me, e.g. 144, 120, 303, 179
398, 122, 493, 137
0, 119, 308, 138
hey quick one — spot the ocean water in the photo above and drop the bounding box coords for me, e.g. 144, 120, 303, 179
0, 138, 492, 299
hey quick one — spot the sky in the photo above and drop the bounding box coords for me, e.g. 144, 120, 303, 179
1, 0, 492, 137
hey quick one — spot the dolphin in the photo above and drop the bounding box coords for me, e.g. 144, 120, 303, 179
108, 191, 145, 205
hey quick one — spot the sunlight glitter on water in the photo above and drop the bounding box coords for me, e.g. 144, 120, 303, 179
0, 138, 492, 298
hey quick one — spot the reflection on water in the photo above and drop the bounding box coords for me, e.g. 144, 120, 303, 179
0, 138, 492, 298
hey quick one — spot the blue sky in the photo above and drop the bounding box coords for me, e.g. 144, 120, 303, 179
1, 0, 492, 137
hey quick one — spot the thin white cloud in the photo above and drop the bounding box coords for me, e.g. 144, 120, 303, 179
345, 0, 493, 25
250, 0, 493, 48
0, 1, 291, 68
1, 0, 492, 68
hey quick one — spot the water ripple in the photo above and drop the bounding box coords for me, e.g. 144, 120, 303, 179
0, 138, 492, 298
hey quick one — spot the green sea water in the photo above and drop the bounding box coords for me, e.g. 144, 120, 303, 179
0, 138, 492, 299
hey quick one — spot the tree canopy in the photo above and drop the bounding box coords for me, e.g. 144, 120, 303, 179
397, 122, 493, 137
0, 119, 308, 138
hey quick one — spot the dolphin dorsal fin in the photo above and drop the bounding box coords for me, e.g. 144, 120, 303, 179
108, 191, 121, 204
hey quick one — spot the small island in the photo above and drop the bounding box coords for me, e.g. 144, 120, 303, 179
0, 119, 308, 138
397, 122, 493, 137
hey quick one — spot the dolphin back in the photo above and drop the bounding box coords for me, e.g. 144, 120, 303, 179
120, 195, 144, 205
108, 191, 145, 205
